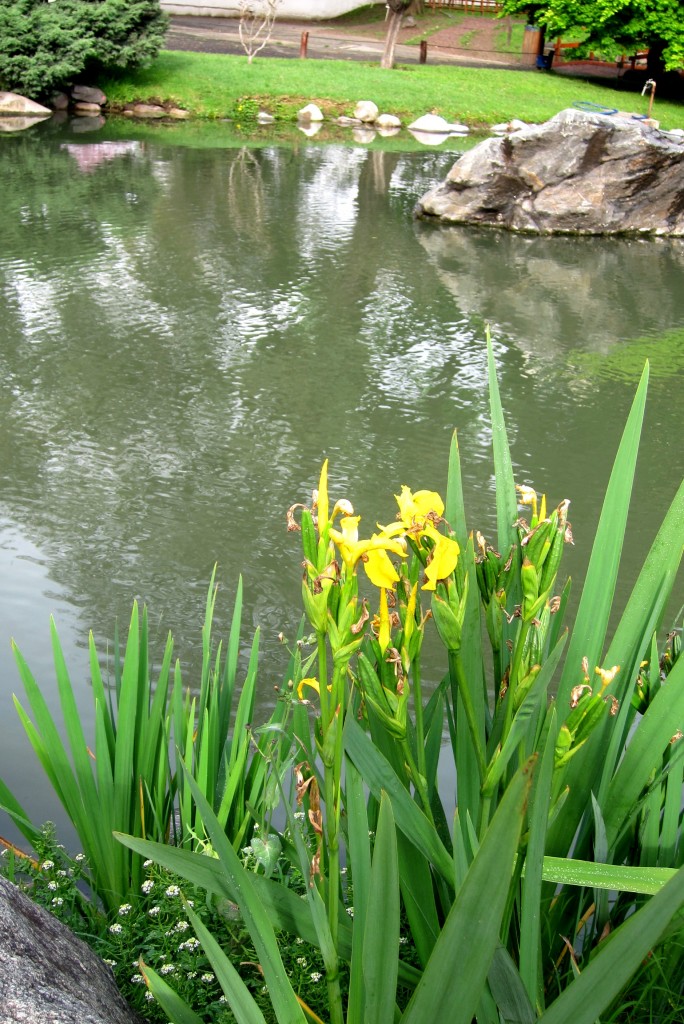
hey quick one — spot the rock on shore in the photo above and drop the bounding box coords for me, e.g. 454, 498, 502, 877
415, 108, 684, 236
0, 876, 142, 1023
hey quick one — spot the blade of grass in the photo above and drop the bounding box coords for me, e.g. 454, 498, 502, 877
400, 758, 534, 1024
184, 900, 268, 1024
538, 856, 676, 895
364, 792, 400, 1024
537, 865, 684, 1024
603, 653, 684, 852
519, 706, 558, 1009
345, 755, 372, 1022
556, 364, 649, 711
140, 961, 205, 1024
343, 714, 453, 883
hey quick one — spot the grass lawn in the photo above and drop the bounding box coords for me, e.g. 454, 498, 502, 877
100, 50, 684, 129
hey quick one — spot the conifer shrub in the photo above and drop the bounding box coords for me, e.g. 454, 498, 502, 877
0, 0, 167, 99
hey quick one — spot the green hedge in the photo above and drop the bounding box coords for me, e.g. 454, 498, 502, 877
0, 0, 167, 99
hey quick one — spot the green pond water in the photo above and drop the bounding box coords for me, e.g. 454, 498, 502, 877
0, 118, 682, 841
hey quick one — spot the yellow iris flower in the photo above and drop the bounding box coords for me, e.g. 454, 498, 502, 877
421, 524, 460, 591
384, 486, 459, 590
396, 485, 445, 531
329, 515, 405, 589
296, 677, 332, 701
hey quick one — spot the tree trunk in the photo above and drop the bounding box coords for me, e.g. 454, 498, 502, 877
381, 10, 404, 69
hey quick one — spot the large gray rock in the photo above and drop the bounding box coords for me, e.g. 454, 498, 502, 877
0, 92, 51, 116
415, 108, 684, 236
0, 876, 142, 1024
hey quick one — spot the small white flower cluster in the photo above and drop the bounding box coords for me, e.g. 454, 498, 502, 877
143, 859, 154, 868
52, 897, 64, 907
178, 938, 200, 952
399, 936, 408, 945
201, 972, 214, 983
310, 971, 322, 983
74, 853, 86, 863
346, 906, 354, 918
141, 879, 154, 894
109, 923, 123, 935
103, 958, 117, 967
148, 906, 161, 917
41, 860, 55, 871
47, 881, 59, 892
118, 903, 132, 916
165, 884, 181, 898
130, 973, 145, 985
296, 957, 307, 967
160, 963, 176, 975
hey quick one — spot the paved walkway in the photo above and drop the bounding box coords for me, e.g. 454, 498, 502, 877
166, 15, 528, 71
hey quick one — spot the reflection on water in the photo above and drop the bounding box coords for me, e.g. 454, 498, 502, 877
0, 126, 682, 837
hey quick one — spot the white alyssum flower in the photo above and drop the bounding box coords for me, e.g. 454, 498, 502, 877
74, 853, 86, 863
148, 906, 161, 917
310, 971, 322, 983
143, 859, 153, 868
118, 903, 132, 916
160, 963, 176, 975
165, 885, 181, 897
57, 870, 68, 878
346, 906, 354, 917
47, 881, 59, 891
41, 860, 54, 871
296, 957, 307, 967
174, 920, 190, 933
109, 923, 123, 934
178, 938, 200, 952
51, 897, 64, 907
201, 972, 214, 983
144, 991, 155, 1002
130, 974, 145, 985
141, 879, 154, 894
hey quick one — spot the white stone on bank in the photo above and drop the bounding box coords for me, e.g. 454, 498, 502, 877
298, 102, 324, 122
354, 100, 379, 123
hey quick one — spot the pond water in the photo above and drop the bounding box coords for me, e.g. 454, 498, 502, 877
1, 119, 683, 843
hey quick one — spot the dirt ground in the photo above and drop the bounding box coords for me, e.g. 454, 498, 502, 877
298, 9, 524, 67
166, 10, 530, 70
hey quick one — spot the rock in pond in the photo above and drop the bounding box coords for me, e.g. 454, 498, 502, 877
298, 103, 324, 122
71, 84, 107, 106
354, 100, 379, 123
0, 92, 51, 116
409, 113, 468, 134
415, 108, 684, 236
0, 876, 142, 1024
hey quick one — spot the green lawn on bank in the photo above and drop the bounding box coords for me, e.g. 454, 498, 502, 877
100, 49, 684, 128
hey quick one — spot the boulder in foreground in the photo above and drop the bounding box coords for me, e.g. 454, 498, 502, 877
0, 876, 142, 1024
415, 108, 684, 236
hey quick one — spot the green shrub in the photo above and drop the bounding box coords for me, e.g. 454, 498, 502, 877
0, 0, 167, 99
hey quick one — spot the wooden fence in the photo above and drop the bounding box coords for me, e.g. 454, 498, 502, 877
427, 0, 504, 12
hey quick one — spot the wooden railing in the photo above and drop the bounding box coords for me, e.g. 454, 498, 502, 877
554, 40, 649, 69
428, 0, 504, 12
